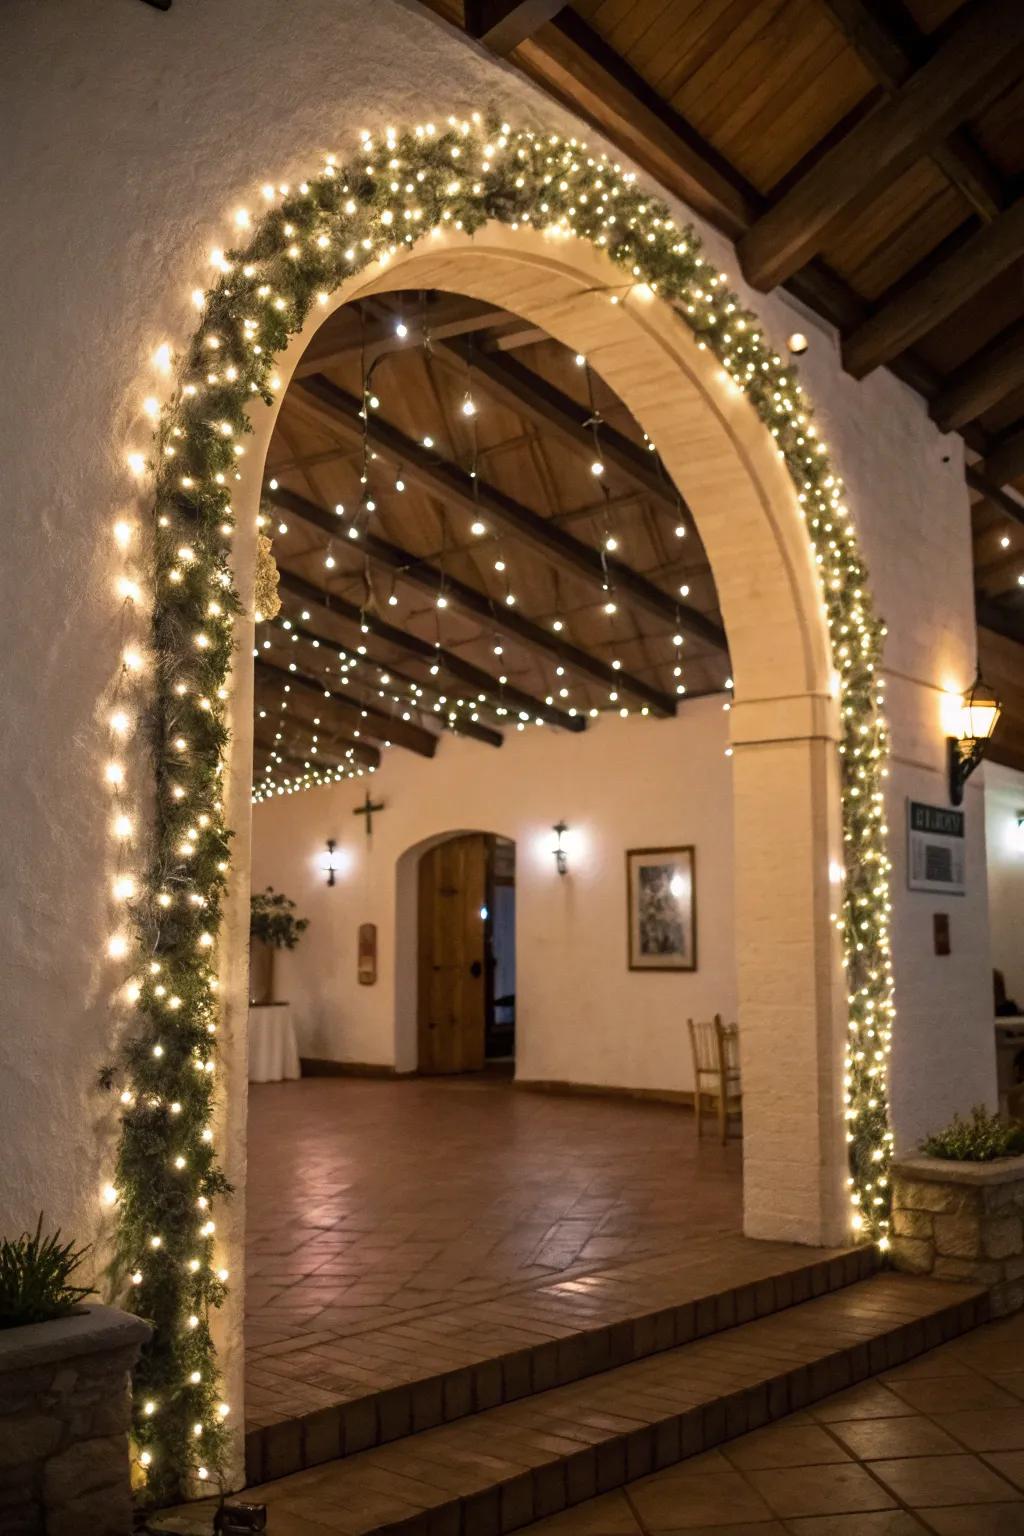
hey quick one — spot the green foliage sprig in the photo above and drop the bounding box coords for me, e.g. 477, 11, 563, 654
0, 1216, 94, 1329
250, 887, 309, 949
107, 113, 894, 1503
921, 1106, 1024, 1162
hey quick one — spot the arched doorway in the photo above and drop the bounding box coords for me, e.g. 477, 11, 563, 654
394, 829, 518, 1075
237, 221, 847, 1248
109, 119, 894, 1496
415, 832, 516, 1075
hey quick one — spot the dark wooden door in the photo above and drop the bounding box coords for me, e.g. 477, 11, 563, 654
417, 834, 492, 1073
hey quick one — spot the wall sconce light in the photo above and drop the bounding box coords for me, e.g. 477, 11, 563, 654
322, 838, 339, 886
552, 821, 569, 876
948, 673, 1002, 806
1016, 813, 1024, 854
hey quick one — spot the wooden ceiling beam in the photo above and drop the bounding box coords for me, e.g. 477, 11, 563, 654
267, 486, 679, 716
931, 317, 1024, 431
276, 568, 585, 732
294, 296, 508, 379
487, 6, 955, 404
977, 596, 1024, 648
814, 0, 1005, 221
253, 731, 372, 777
843, 196, 1024, 378
965, 464, 1024, 529
985, 425, 1024, 490
437, 334, 685, 516
255, 655, 439, 758
293, 374, 726, 651
738, 0, 1024, 291
265, 616, 505, 748
465, 0, 566, 56
252, 706, 381, 772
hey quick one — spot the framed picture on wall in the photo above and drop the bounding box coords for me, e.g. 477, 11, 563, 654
626, 846, 697, 971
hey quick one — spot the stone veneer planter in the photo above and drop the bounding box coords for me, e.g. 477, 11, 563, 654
892, 1155, 1024, 1316
0, 1304, 151, 1535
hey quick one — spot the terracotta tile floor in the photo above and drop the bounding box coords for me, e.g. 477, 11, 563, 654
518, 1309, 1024, 1535
246, 1076, 742, 1430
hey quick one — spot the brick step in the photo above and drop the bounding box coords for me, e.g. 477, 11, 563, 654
155, 1273, 988, 1536
245, 1240, 878, 1484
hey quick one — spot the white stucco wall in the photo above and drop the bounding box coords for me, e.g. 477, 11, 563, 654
986, 762, 1024, 1008
0, 0, 999, 1451
251, 702, 735, 1093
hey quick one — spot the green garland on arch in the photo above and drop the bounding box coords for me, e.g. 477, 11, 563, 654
105, 113, 894, 1504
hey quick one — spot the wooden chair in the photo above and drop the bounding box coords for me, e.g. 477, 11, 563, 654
687, 1014, 742, 1144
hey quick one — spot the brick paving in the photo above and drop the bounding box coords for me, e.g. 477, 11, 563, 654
158, 1273, 990, 1536
245, 1076, 745, 1436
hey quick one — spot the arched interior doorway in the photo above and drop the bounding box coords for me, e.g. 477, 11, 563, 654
239, 222, 847, 1250
415, 832, 516, 1075
393, 828, 518, 1074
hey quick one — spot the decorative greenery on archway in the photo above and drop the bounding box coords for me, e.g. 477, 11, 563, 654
104, 114, 894, 1503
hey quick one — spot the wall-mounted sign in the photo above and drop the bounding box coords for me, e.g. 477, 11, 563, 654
907, 800, 965, 896
357, 922, 377, 986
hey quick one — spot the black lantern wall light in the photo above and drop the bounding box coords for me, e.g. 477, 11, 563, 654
948, 673, 1002, 806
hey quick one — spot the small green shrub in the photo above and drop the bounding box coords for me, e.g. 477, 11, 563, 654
249, 886, 309, 949
920, 1106, 1024, 1163
0, 1216, 94, 1328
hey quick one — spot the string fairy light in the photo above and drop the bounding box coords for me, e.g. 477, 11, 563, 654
108, 111, 894, 1498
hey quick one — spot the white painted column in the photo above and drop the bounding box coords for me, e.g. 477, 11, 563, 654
730, 695, 849, 1248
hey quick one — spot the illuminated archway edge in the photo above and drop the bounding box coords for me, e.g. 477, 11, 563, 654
108, 116, 894, 1501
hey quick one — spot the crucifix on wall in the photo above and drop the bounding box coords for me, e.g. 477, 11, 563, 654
353, 789, 385, 837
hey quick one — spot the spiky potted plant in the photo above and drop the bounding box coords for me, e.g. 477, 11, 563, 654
0, 1216, 150, 1533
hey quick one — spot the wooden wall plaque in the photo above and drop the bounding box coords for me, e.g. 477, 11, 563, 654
357, 922, 377, 985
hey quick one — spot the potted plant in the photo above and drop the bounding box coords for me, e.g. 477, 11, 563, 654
0, 1216, 150, 1533
249, 886, 309, 1005
891, 1106, 1024, 1315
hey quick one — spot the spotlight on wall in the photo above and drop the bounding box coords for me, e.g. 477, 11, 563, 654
948, 673, 1002, 806
322, 838, 340, 887
552, 821, 569, 877
787, 331, 809, 354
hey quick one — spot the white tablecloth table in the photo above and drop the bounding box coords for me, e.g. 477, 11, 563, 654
248, 1002, 301, 1083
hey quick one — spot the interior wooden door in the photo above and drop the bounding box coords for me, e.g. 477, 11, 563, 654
417, 834, 492, 1073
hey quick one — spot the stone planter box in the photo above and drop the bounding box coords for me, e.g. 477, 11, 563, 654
892, 1155, 1024, 1316
0, 1304, 151, 1535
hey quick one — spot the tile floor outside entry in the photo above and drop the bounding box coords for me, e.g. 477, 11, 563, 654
521, 1307, 1024, 1534
246, 1075, 742, 1432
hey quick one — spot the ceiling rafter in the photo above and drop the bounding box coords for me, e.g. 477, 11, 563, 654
812, 0, 1006, 221
266, 485, 679, 715
469, 5, 958, 410
276, 568, 586, 731
294, 295, 508, 379
931, 316, 1024, 431
738, 0, 1024, 291
253, 723, 373, 776
464, 0, 566, 55
965, 465, 1024, 528
436, 334, 685, 516
986, 424, 1024, 490
253, 698, 381, 772
977, 594, 1024, 647
843, 196, 1024, 379
255, 655, 440, 758
264, 615, 506, 747
292, 373, 726, 650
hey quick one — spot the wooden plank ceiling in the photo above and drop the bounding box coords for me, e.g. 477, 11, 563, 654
412, 0, 1024, 771
256, 293, 729, 791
